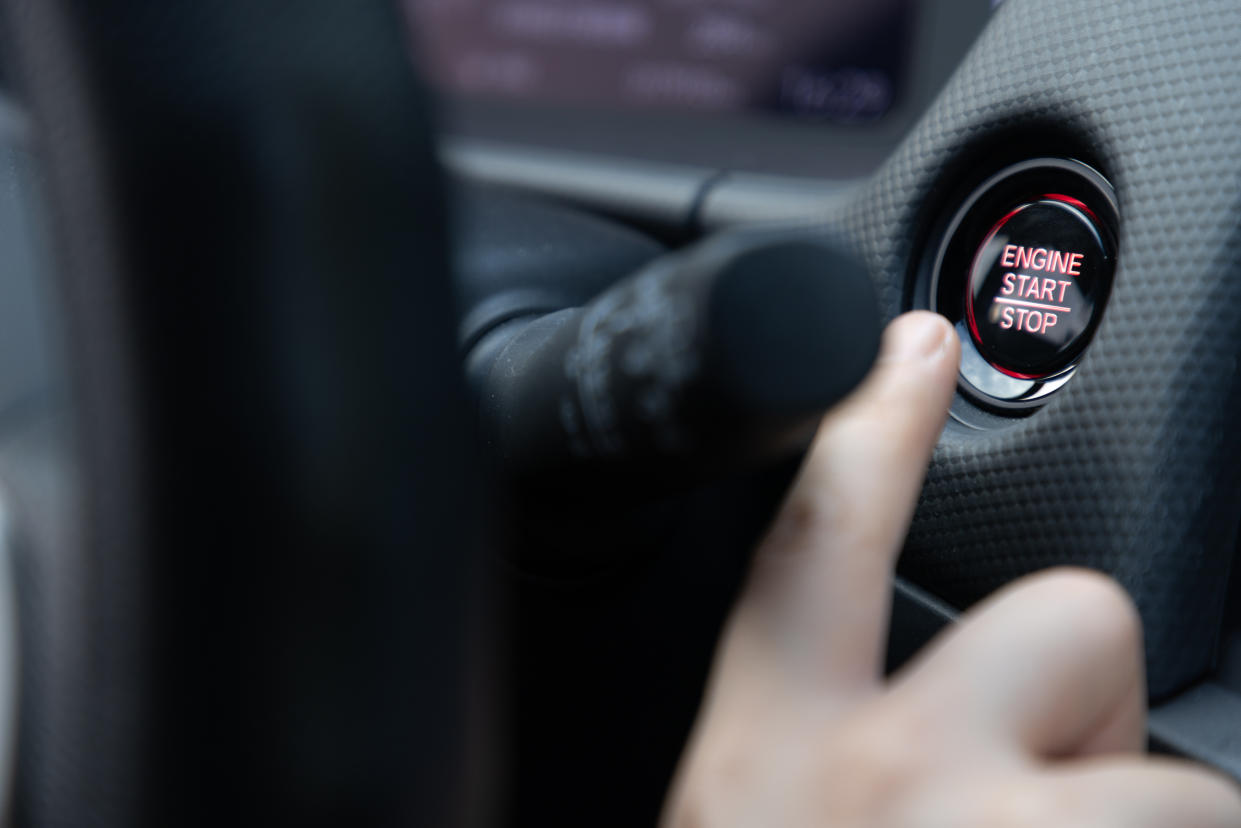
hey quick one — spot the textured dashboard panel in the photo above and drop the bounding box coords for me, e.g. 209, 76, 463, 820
832, 0, 1241, 698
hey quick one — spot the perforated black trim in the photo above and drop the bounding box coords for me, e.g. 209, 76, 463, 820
830, 0, 1241, 698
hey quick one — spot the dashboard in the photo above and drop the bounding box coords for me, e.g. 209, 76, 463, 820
413, 0, 1241, 808
418, 0, 914, 123
405, 0, 996, 226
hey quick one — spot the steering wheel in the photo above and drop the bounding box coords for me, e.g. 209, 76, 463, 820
0, 1, 483, 824
0, 0, 1239, 826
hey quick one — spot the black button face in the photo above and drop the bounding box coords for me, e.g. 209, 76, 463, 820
965, 197, 1112, 379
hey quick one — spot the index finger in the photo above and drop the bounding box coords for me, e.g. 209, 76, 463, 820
713, 312, 959, 703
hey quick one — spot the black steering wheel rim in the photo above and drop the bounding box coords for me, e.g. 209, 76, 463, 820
0, 2, 485, 824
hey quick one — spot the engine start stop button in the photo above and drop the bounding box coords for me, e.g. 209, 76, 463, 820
965, 195, 1113, 379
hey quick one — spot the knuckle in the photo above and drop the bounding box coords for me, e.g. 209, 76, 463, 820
769, 490, 831, 547
660, 782, 715, 828
753, 488, 838, 572
695, 732, 759, 792
821, 710, 929, 817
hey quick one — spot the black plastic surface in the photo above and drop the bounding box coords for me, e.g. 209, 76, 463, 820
453, 183, 664, 348
823, 0, 1241, 699
885, 576, 958, 675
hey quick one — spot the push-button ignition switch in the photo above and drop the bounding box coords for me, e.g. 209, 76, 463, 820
965, 195, 1112, 379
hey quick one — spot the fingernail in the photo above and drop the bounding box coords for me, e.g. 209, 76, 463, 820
883, 312, 951, 362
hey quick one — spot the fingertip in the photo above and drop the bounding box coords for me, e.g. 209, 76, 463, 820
879, 311, 956, 364
871, 312, 959, 411
835, 312, 957, 454
808, 311, 959, 509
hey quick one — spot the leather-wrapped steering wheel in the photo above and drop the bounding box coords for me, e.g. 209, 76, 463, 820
0, 2, 482, 824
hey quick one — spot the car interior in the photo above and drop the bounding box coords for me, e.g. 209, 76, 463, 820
0, 0, 1238, 825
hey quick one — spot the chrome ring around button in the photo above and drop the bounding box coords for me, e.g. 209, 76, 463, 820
919, 157, 1119, 416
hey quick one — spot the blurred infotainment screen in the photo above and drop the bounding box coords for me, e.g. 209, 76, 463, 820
406, 0, 914, 123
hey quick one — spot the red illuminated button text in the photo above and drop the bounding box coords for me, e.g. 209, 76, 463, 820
965, 198, 1111, 379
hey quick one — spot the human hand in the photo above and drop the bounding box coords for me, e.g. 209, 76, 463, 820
662, 311, 1241, 828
